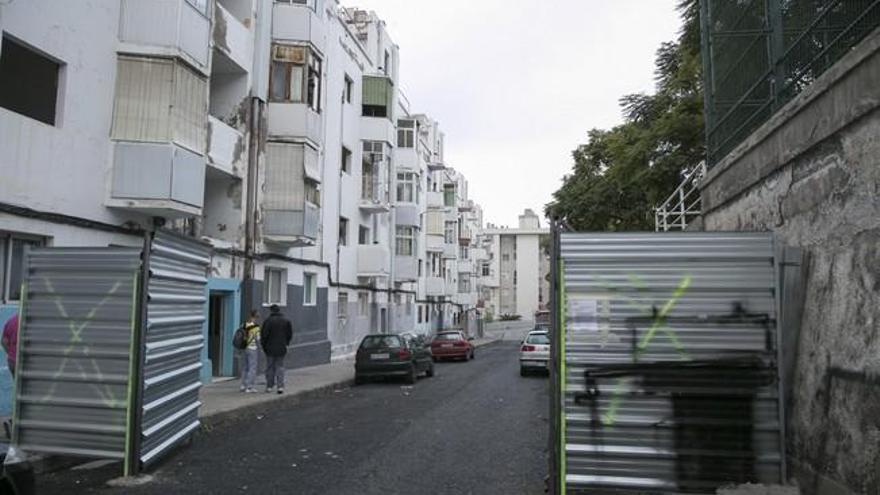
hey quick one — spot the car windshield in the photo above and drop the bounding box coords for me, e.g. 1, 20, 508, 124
526, 333, 550, 345
360, 335, 402, 349
435, 333, 462, 341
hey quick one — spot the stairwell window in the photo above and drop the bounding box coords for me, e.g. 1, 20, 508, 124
443, 184, 455, 207
396, 226, 416, 256
359, 292, 369, 316
0, 233, 48, 302
0, 36, 63, 126
270, 44, 322, 112
338, 292, 348, 318
338, 217, 349, 246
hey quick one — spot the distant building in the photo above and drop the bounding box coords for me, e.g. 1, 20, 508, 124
477, 209, 549, 321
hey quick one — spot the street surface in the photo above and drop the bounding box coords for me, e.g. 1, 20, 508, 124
39, 341, 548, 495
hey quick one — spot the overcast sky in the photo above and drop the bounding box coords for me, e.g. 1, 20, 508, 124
351, 0, 683, 227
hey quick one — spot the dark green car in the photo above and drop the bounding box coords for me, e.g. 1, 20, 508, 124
354, 333, 435, 385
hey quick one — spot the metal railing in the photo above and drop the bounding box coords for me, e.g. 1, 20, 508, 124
702, 0, 880, 166
654, 162, 706, 232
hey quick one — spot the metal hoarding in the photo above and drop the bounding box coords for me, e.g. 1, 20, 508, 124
556, 232, 784, 494
138, 230, 210, 466
13, 247, 142, 462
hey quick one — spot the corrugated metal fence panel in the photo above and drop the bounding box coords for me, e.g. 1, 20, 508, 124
15, 248, 142, 459
559, 232, 782, 494
140, 231, 210, 466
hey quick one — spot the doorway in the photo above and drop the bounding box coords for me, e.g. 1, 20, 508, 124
208, 292, 232, 377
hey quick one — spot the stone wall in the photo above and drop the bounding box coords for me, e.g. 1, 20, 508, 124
700, 28, 880, 495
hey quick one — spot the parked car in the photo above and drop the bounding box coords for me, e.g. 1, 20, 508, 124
355, 334, 434, 385
520, 330, 550, 376
430, 331, 475, 361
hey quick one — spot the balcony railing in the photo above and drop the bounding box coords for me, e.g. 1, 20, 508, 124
654, 162, 706, 232
357, 244, 389, 278
359, 173, 389, 213
263, 201, 319, 246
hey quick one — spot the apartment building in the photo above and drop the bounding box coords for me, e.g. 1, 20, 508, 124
478, 209, 550, 321
0, 0, 484, 412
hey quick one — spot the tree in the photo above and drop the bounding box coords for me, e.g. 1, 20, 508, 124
545, 0, 704, 231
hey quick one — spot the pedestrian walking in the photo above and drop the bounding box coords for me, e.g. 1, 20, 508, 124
261, 304, 292, 394
239, 311, 261, 393
2, 313, 19, 379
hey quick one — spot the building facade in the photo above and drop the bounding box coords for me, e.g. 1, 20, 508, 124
477, 209, 549, 322
0, 0, 484, 414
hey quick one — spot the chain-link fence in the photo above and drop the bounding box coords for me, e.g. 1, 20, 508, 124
702, 0, 880, 166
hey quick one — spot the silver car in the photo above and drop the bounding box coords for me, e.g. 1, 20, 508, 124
519, 330, 550, 376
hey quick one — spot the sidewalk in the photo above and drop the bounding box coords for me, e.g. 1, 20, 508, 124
198, 337, 500, 420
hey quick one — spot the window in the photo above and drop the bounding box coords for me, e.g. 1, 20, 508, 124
276, 0, 313, 6
362, 75, 392, 118
396, 172, 418, 203
443, 184, 456, 207
185, 0, 209, 15
341, 146, 351, 173
444, 221, 456, 244
263, 267, 287, 305
418, 305, 423, 323
460, 246, 469, 259
459, 278, 471, 293
481, 263, 490, 277
396, 226, 416, 256
344, 74, 353, 104
111, 57, 208, 152
418, 260, 423, 276
359, 292, 369, 316
303, 273, 317, 305
0, 233, 46, 302
305, 179, 321, 205
406, 296, 412, 315
397, 119, 415, 148
363, 141, 386, 166
361, 160, 378, 202
270, 44, 322, 112
339, 217, 349, 246
359, 226, 370, 245
0, 36, 62, 126
383, 50, 391, 76
338, 292, 348, 317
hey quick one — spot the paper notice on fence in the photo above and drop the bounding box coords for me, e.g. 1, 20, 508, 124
567, 296, 598, 333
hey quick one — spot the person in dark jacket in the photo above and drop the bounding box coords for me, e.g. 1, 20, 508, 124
261, 304, 293, 394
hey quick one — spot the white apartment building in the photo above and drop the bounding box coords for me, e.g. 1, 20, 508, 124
478, 209, 550, 321
0, 0, 483, 415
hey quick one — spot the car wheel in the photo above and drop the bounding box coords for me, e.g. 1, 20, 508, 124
354, 374, 364, 386
426, 363, 435, 377
432, 356, 438, 363
470, 350, 475, 360
405, 365, 417, 385
520, 367, 527, 377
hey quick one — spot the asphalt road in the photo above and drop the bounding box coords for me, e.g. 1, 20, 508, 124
39, 341, 549, 495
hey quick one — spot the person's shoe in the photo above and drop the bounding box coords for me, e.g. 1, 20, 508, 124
265, 387, 273, 393
240, 386, 246, 392
277, 388, 284, 394
246, 388, 256, 393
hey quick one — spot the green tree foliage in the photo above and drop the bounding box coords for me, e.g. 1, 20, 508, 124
545, 0, 704, 231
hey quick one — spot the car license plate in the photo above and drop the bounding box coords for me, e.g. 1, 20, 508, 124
441, 344, 453, 348
370, 353, 389, 360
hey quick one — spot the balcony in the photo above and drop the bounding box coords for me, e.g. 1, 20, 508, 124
267, 103, 323, 146
426, 277, 445, 297
357, 245, 390, 278
459, 228, 472, 246
108, 142, 205, 218
458, 259, 473, 274
118, 0, 211, 73
395, 255, 418, 282
272, 1, 327, 54
427, 191, 444, 209
360, 115, 395, 144
425, 235, 444, 252
359, 174, 390, 213
428, 161, 445, 172
442, 243, 457, 259
395, 204, 420, 227
213, 2, 254, 73
394, 148, 419, 171
207, 116, 245, 177
263, 201, 319, 247
456, 293, 478, 307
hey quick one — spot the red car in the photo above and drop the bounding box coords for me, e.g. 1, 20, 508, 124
430, 331, 475, 361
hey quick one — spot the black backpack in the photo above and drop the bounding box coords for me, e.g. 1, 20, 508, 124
233, 325, 250, 350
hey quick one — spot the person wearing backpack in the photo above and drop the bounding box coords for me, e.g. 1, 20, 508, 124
237, 310, 261, 393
